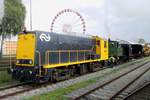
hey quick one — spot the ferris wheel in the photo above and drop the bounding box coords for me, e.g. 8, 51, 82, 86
50, 9, 86, 34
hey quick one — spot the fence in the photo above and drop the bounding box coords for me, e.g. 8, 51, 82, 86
0, 40, 17, 70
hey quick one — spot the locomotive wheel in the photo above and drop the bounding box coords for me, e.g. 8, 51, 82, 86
80, 64, 88, 74
51, 68, 73, 82
70, 65, 76, 76
52, 70, 59, 82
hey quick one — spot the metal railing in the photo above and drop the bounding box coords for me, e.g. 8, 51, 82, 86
0, 57, 16, 70
45, 50, 92, 65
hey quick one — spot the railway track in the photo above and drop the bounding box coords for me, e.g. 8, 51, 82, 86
65, 61, 150, 100
0, 82, 31, 91
0, 82, 33, 99
123, 82, 150, 100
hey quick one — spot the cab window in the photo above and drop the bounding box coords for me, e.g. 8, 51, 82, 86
104, 41, 107, 48
97, 40, 100, 46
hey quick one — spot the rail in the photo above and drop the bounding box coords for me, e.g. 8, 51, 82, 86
123, 82, 150, 100
0, 83, 33, 99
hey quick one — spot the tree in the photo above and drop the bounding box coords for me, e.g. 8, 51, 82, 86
0, 0, 26, 57
138, 38, 146, 44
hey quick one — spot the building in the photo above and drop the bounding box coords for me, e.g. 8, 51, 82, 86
3, 40, 17, 56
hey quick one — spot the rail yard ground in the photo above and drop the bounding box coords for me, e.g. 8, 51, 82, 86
1, 56, 148, 100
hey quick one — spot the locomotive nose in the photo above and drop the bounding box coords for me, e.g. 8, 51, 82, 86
16, 33, 36, 66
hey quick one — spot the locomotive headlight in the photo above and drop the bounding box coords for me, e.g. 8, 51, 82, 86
10, 68, 14, 72
29, 71, 32, 74
29, 60, 33, 64
16, 60, 20, 64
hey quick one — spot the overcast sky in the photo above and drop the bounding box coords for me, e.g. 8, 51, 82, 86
22, 0, 150, 42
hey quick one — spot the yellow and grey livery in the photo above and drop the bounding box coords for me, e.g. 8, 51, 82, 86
13, 31, 108, 82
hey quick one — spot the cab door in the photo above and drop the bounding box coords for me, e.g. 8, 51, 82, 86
96, 39, 101, 56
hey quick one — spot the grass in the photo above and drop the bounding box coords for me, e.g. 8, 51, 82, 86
25, 78, 97, 100
27, 82, 91, 100
25, 57, 150, 100
0, 70, 14, 87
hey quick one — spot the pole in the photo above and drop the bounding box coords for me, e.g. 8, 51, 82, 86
104, 0, 111, 39
30, 0, 32, 30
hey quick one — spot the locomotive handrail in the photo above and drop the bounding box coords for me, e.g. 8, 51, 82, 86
36, 50, 42, 76
45, 50, 92, 65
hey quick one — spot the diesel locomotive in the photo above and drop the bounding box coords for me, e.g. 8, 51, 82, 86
12, 31, 108, 82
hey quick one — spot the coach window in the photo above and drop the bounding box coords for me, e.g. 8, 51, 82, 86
104, 41, 107, 48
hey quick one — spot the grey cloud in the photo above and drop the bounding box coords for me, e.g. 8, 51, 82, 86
108, 0, 150, 17
107, 0, 150, 42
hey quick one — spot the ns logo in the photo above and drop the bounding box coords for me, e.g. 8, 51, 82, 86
39, 33, 51, 42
